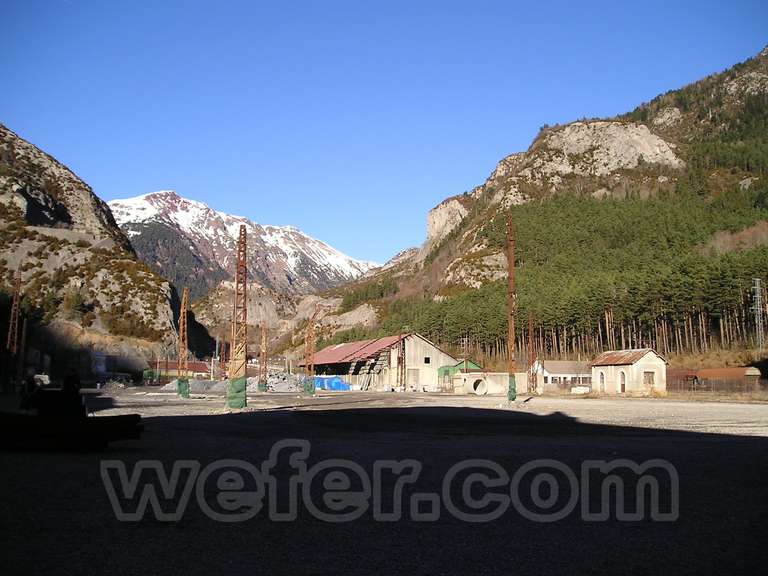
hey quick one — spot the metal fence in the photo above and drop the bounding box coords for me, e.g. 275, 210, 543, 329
666, 376, 768, 395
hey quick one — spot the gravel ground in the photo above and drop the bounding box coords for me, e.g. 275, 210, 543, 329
2, 390, 767, 575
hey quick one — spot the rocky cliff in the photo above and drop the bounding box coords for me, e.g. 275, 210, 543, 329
0, 123, 175, 365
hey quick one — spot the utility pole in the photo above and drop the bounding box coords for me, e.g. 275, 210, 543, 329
397, 337, 406, 390
227, 225, 249, 408
754, 278, 765, 351
211, 336, 219, 380
305, 305, 320, 379
177, 287, 190, 397
527, 312, 536, 394
259, 322, 268, 391
506, 211, 517, 401
6, 269, 21, 355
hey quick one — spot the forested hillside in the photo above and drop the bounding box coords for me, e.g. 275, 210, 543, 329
323, 46, 768, 364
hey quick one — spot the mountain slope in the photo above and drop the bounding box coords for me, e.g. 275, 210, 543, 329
0, 123, 175, 365
108, 191, 377, 298
320, 45, 768, 363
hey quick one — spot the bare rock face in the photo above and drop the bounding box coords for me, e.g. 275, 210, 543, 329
426, 197, 469, 245
0, 124, 130, 250
652, 107, 683, 129
527, 121, 684, 183
191, 280, 298, 336
726, 71, 768, 97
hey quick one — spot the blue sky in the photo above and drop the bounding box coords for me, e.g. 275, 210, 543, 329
2, 1, 766, 263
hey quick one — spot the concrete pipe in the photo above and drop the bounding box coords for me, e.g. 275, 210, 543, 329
472, 378, 488, 396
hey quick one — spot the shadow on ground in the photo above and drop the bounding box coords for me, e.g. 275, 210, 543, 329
1, 405, 766, 575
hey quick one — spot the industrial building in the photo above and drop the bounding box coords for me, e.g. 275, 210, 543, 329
590, 348, 667, 394
311, 333, 457, 391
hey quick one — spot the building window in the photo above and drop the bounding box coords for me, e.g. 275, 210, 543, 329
643, 371, 655, 387
424, 357, 431, 364
544, 376, 549, 384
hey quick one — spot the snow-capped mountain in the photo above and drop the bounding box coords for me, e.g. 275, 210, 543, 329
108, 191, 378, 298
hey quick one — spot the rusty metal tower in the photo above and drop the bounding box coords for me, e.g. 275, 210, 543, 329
304, 305, 320, 378
397, 337, 406, 390
226, 225, 248, 408
178, 287, 189, 380
259, 322, 268, 386
230, 225, 248, 379
506, 212, 517, 401
6, 269, 21, 355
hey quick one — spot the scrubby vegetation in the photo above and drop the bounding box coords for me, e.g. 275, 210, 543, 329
340, 277, 398, 312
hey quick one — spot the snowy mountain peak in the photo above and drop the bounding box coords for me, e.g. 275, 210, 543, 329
108, 191, 378, 297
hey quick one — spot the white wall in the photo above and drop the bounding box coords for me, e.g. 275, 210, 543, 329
591, 352, 667, 394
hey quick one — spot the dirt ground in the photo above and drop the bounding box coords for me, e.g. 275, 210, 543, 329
2, 390, 767, 575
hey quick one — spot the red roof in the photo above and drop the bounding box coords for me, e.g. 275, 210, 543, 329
591, 348, 666, 367
311, 334, 407, 365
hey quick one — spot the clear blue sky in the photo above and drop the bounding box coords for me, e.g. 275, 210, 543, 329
2, 1, 766, 263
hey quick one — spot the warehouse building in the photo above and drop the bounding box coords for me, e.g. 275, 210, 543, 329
590, 348, 667, 394
311, 333, 457, 391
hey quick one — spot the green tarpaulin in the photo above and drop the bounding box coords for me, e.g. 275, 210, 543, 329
177, 378, 190, 399
227, 377, 247, 409
507, 374, 516, 401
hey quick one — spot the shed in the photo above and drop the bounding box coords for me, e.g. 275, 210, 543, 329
438, 359, 482, 386
590, 348, 667, 394
310, 333, 458, 392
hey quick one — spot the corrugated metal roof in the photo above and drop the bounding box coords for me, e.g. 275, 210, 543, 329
696, 367, 761, 379
312, 334, 407, 365
591, 348, 666, 367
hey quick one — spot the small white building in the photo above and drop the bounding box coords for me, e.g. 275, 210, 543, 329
530, 360, 591, 393
590, 349, 667, 394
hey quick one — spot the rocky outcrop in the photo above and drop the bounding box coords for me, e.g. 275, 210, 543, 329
0, 124, 176, 356
0, 124, 130, 250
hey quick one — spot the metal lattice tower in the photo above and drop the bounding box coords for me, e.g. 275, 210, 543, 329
6, 269, 21, 355
178, 287, 189, 380
304, 305, 320, 377
229, 225, 248, 380
754, 278, 765, 351
397, 337, 406, 389
259, 323, 268, 384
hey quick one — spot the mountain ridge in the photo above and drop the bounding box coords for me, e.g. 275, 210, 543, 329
108, 190, 378, 299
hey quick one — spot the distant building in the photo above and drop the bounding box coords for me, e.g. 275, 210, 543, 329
310, 333, 457, 392
438, 359, 482, 389
590, 349, 667, 394
530, 360, 591, 393
668, 366, 762, 393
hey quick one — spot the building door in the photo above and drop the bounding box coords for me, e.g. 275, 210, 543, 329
407, 368, 419, 390
599, 371, 605, 393
619, 371, 626, 393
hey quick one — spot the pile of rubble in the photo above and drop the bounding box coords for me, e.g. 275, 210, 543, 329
265, 372, 306, 393
160, 373, 308, 394
161, 379, 228, 393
